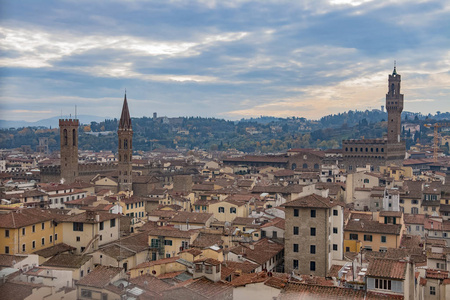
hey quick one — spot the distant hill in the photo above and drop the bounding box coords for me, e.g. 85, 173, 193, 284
0, 115, 108, 129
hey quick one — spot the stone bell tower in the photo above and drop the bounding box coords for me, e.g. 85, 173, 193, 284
386, 63, 404, 144
59, 118, 79, 183
118, 93, 133, 192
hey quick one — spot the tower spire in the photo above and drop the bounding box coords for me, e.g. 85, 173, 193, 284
393, 60, 397, 76
119, 93, 132, 130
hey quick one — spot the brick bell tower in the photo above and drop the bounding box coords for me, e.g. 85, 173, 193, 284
59, 118, 79, 184
118, 93, 133, 192
386, 63, 404, 144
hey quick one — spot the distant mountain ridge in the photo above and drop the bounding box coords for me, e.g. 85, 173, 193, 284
0, 115, 109, 129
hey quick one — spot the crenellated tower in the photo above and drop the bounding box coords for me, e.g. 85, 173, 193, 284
386, 64, 404, 144
59, 118, 79, 183
118, 93, 133, 192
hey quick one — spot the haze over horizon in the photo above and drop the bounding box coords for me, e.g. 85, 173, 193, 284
1, 0, 449, 122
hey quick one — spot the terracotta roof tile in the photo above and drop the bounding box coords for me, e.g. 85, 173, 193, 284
42, 254, 92, 268
0, 208, 55, 228
366, 258, 407, 280
129, 273, 171, 294
0, 254, 26, 267
223, 260, 259, 273
131, 256, 180, 270
33, 243, 76, 258
426, 269, 449, 280
345, 219, 402, 235
169, 211, 213, 224
77, 265, 123, 288
284, 194, 338, 209
166, 276, 232, 299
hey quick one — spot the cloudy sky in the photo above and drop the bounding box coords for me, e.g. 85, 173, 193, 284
1, 0, 449, 122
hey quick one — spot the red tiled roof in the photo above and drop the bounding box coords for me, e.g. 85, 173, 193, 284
77, 265, 122, 288
426, 269, 449, 280
366, 258, 407, 280
165, 276, 232, 299
0, 254, 26, 267
284, 194, 340, 209
132, 256, 180, 269
0, 208, 56, 228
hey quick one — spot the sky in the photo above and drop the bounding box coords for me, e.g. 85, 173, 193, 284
0, 0, 449, 122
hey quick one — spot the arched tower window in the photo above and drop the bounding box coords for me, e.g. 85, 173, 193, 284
303, 163, 308, 169
124, 139, 128, 149
391, 83, 396, 95
291, 163, 297, 170
72, 129, 76, 146
63, 129, 68, 146
314, 163, 319, 169
119, 139, 122, 150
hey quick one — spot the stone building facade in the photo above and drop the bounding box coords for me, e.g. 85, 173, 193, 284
284, 194, 344, 277
343, 66, 406, 172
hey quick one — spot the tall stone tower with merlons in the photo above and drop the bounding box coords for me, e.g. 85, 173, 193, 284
118, 93, 133, 192
386, 63, 404, 144
59, 118, 79, 183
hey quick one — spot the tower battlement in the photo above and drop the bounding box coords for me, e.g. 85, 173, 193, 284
59, 119, 79, 126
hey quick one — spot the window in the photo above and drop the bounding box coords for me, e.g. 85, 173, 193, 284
22, 228, 26, 236
333, 227, 338, 234
273, 231, 278, 238
32, 225, 35, 233
55, 234, 58, 241
230, 207, 237, 214
412, 200, 418, 204
349, 234, 358, 240
166, 253, 171, 258
293, 226, 299, 235
76, 236, 81, 242
150, 239, 159, 248
310, 209, 316, 218
381, 236, 387, 243
81, 289, 92, 298
22, 244, 26, 252
333, 244, 338, 251
430, 286, 436, 295
4, 230, 9, 238
73, 222, 83, 231
346, 247, 350, 252
218, 207, 225, 213
364, 235, 372, 241
205, 265, 212, 274
110, 219, 116, 227
293, 244, 299, 252
41, 237, 45, 246
41, 223, 45, 230
333, 209, 338, 216
294, 209, 299, 217
293, 259, 299, 269
5, 246, 9, 254
375, 279, 391, 290
100, 222, 104, 230
310, 261, 316, 271
164, 240, 173, 246
310, 228, 316, 236
50, 235, 53, 243
32, 241, 36, 249
310, 245, 316, 254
